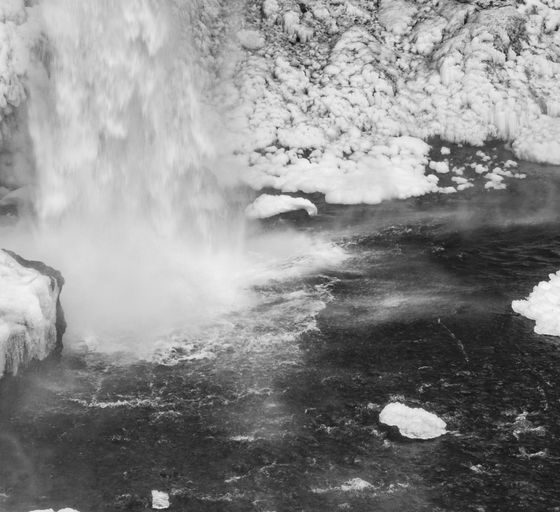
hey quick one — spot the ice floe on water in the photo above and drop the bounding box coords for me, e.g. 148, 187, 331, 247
151, 490, 170, 510
379, 402, 447, 440
29, 509, 79, 512
246, 193, 318, 218
513, 271, 560, 336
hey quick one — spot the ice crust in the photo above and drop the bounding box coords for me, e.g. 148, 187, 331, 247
246, 193, 318, 218
227, 0, 560, 204
0, 249, 61, 377
379, 402, 447, 439
513, 271, 560, 336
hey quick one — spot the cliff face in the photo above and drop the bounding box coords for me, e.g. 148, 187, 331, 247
0, 249, 65, 377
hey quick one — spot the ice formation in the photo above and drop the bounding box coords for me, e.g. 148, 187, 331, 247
151, 490, 170, 510
379, 402, 447, 439
226, 0, 560, 203
246, 193, 318, 218
512, 271, 560, 336
0, 249, 64, 377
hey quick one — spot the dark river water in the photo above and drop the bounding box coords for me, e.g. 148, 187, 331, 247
2, 144, 560, 512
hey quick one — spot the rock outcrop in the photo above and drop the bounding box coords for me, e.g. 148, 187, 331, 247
0, 249, 65, 377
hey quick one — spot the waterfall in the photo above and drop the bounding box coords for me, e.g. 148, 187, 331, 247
30, 0, 236, 239
18, 0, 248, 349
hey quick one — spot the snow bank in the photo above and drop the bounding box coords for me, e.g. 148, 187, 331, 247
512, 271, 560, 336
0, 249, 65, 377
379, 402, 447, 440
246, 194, 318, 219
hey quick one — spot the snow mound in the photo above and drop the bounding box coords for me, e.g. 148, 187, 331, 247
246, 194, 318, 219
0, 249, 65, 377
512, 271, 560, 336
379, 402, 447, 440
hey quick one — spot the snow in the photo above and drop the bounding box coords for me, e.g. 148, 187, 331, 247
227, 0, 560, 205
246, 194, 318, 219
0, 0, 28, 147
512, 271, 560, 336
29, 509, 79, 512
379, 402, 447, 440
340, 478, 374, 492
151, 490, 170, 510
237, 30, 265, 50
512, 115, 560, 165
0, 250, 62, 377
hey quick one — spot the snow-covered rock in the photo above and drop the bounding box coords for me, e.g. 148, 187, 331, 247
512, 271, 560, 336
0, 249, 65, 377
246, 194, 318, 219
379, 402, 447, 440
151, 490, 170, 510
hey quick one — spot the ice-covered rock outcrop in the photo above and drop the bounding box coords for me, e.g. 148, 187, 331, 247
227, 0, 560, 203
513, 271, 560, 336
379, 402, 447, 439
0, 249, 65, 377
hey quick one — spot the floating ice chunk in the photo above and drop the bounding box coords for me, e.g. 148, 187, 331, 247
340, 478, 374, 492
379, 402, 447, 439
237, 30, 265, 50
429, 160, 450, 174
440, 147, 451, 155
151, 490, 170, 510
513, 271, 560, 336
246, 194, 318, 219
438, 186, 456, 194
28, 509, 79, 512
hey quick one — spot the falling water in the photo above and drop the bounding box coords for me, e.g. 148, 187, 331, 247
14, 0, 249, 349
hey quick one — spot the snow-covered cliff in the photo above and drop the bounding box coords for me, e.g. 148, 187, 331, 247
229, 0, 560, 204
